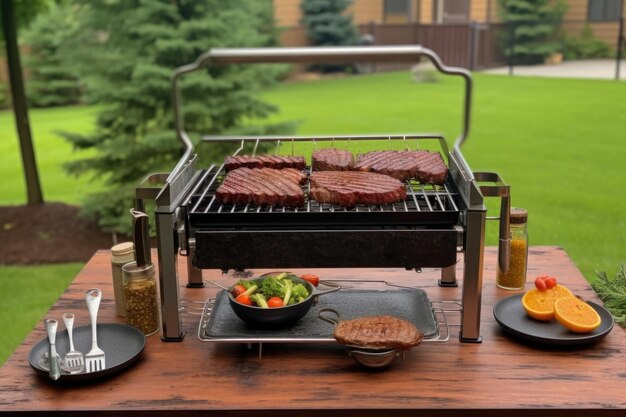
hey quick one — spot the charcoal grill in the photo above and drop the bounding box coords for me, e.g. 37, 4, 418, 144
135, 46, 510, 344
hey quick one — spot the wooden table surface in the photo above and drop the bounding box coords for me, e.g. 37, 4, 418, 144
1, 246, 625, 417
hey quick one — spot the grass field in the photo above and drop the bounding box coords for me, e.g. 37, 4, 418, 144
1, 72, 625, 365
0, 105, 103, 205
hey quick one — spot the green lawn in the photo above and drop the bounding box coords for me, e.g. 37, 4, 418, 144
0, 264, 84, 363
0, 105, 103, 205
1, 72, 625, 365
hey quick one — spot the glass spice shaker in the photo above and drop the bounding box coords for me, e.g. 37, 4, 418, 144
122, 208, 160, 336
110, 242, 134, 317
496, 208, 529, 290
122, 261, 160, 336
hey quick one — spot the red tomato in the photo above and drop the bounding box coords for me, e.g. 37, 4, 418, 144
301, 274, 320, 287
235, 294, 252, 306
267, 297, 284, 308
534, 277, 547, 291
231, 284, 246, 298
544, 277, 557, 289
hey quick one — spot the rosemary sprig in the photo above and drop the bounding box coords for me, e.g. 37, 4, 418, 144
592, 265, 626, 324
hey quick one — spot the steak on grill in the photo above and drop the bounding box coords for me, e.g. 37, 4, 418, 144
414, 151, 448, 185
312, 148, 354, 171
215, 167, 304, 207
310, 171, 406, 207
224, 155, 306, 171
334, 315, 424, 351
353, 150, 448, 185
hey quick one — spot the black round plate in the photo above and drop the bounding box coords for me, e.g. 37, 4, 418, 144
29, 323, 146, 382
493, 294, 614, 346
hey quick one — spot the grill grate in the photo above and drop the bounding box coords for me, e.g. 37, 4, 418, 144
185, 165, 462, 228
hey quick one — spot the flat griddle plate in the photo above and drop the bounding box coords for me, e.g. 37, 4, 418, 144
199, 288, 438, 343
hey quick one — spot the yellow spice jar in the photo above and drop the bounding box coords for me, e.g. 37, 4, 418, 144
496, 208, 529, 290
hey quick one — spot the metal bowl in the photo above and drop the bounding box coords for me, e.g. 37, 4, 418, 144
228, 273, 340, 328
346, 346, 401, 368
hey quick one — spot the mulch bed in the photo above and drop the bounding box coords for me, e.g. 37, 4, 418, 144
0, 203, 117, 265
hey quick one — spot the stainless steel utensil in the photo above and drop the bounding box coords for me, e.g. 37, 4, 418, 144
85, 288, 106, 372
62, 313, 84, 373
44, 319, 62, 380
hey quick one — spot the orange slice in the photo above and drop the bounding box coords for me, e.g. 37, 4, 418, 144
554, 297, 601, 333
521, 284, 573, 321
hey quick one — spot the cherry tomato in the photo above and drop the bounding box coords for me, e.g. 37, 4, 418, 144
544, 277, 557, 289
231, 284, 246, 298
301, 274, 320, 287
235, 294, 252, 306
267, 297, 284, 308
534, 277, 547, 291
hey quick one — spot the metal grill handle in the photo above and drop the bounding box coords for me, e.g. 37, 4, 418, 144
474, 172, 511, 274
170, 45, 473, 181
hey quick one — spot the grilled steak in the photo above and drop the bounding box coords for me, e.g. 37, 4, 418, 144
215, 167, 304, 207
334, 315, 424, 351
353, 150, 448, 185
310, 171, 406, 207
224, 155, 306, 171
414, 151, 448, 185
312, 148, 354, 171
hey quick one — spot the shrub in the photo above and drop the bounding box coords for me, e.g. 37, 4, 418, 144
563, 25, 614, 60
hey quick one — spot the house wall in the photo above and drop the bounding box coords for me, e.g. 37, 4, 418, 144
561, 0, 624, 45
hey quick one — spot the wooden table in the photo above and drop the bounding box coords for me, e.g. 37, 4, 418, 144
1, 246, 625, 416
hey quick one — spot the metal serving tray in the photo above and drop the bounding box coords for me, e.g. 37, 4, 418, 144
197, 287, 454, 344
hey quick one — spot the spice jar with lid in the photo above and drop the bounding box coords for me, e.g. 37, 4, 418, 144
122, 208, 160, 336
122, 261, 159, 336
496, 208, 529, 290
110, 242, 134, 317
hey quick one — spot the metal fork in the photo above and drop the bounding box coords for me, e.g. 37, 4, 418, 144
85, 288, 105, 372
62, 313, 84, 373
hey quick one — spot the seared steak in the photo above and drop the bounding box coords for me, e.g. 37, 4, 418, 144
312, 148, 354, 171
353, 150, 448, 185
310, 171, 406, 207
414, 151, 448, 185
215, 167, 304, 207
224, 155, 306, 171
334, 315, 424, 351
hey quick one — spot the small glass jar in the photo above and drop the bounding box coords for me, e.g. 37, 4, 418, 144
110, 242, 134, 317
122, 261, 160, 336
496, 208, 529, 290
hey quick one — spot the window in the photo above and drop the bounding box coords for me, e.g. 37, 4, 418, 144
588, 0, 623, 22
384, 0, 411, 23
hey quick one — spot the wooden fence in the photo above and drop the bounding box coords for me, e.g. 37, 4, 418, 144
356, 22, 507, 70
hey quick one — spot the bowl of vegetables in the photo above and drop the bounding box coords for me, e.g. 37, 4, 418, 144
228, 272, 340, 328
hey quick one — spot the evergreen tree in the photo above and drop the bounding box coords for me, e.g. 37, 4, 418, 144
59, 0, 293, 234
300, 0, 358, 72
23, 3, 82, 107
498, 0, 567, 65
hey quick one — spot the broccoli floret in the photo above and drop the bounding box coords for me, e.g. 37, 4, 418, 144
288, 283, 310, 305
262, 276, 288, 298
250, 293, 269, 308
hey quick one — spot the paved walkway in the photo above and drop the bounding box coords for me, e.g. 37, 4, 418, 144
482, 59, 626, 80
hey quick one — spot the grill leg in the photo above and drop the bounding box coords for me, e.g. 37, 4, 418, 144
438, 264, 458, 287
460, 208, 486, 343
156, 210, 185, 342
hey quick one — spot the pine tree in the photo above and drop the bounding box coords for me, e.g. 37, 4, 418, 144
59, 0, 293, 234
23, 3, 82, 107
498, 0, 568, 65
301, 0, 358, 72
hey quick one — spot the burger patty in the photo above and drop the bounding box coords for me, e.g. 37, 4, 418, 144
333, 315, 424, 351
